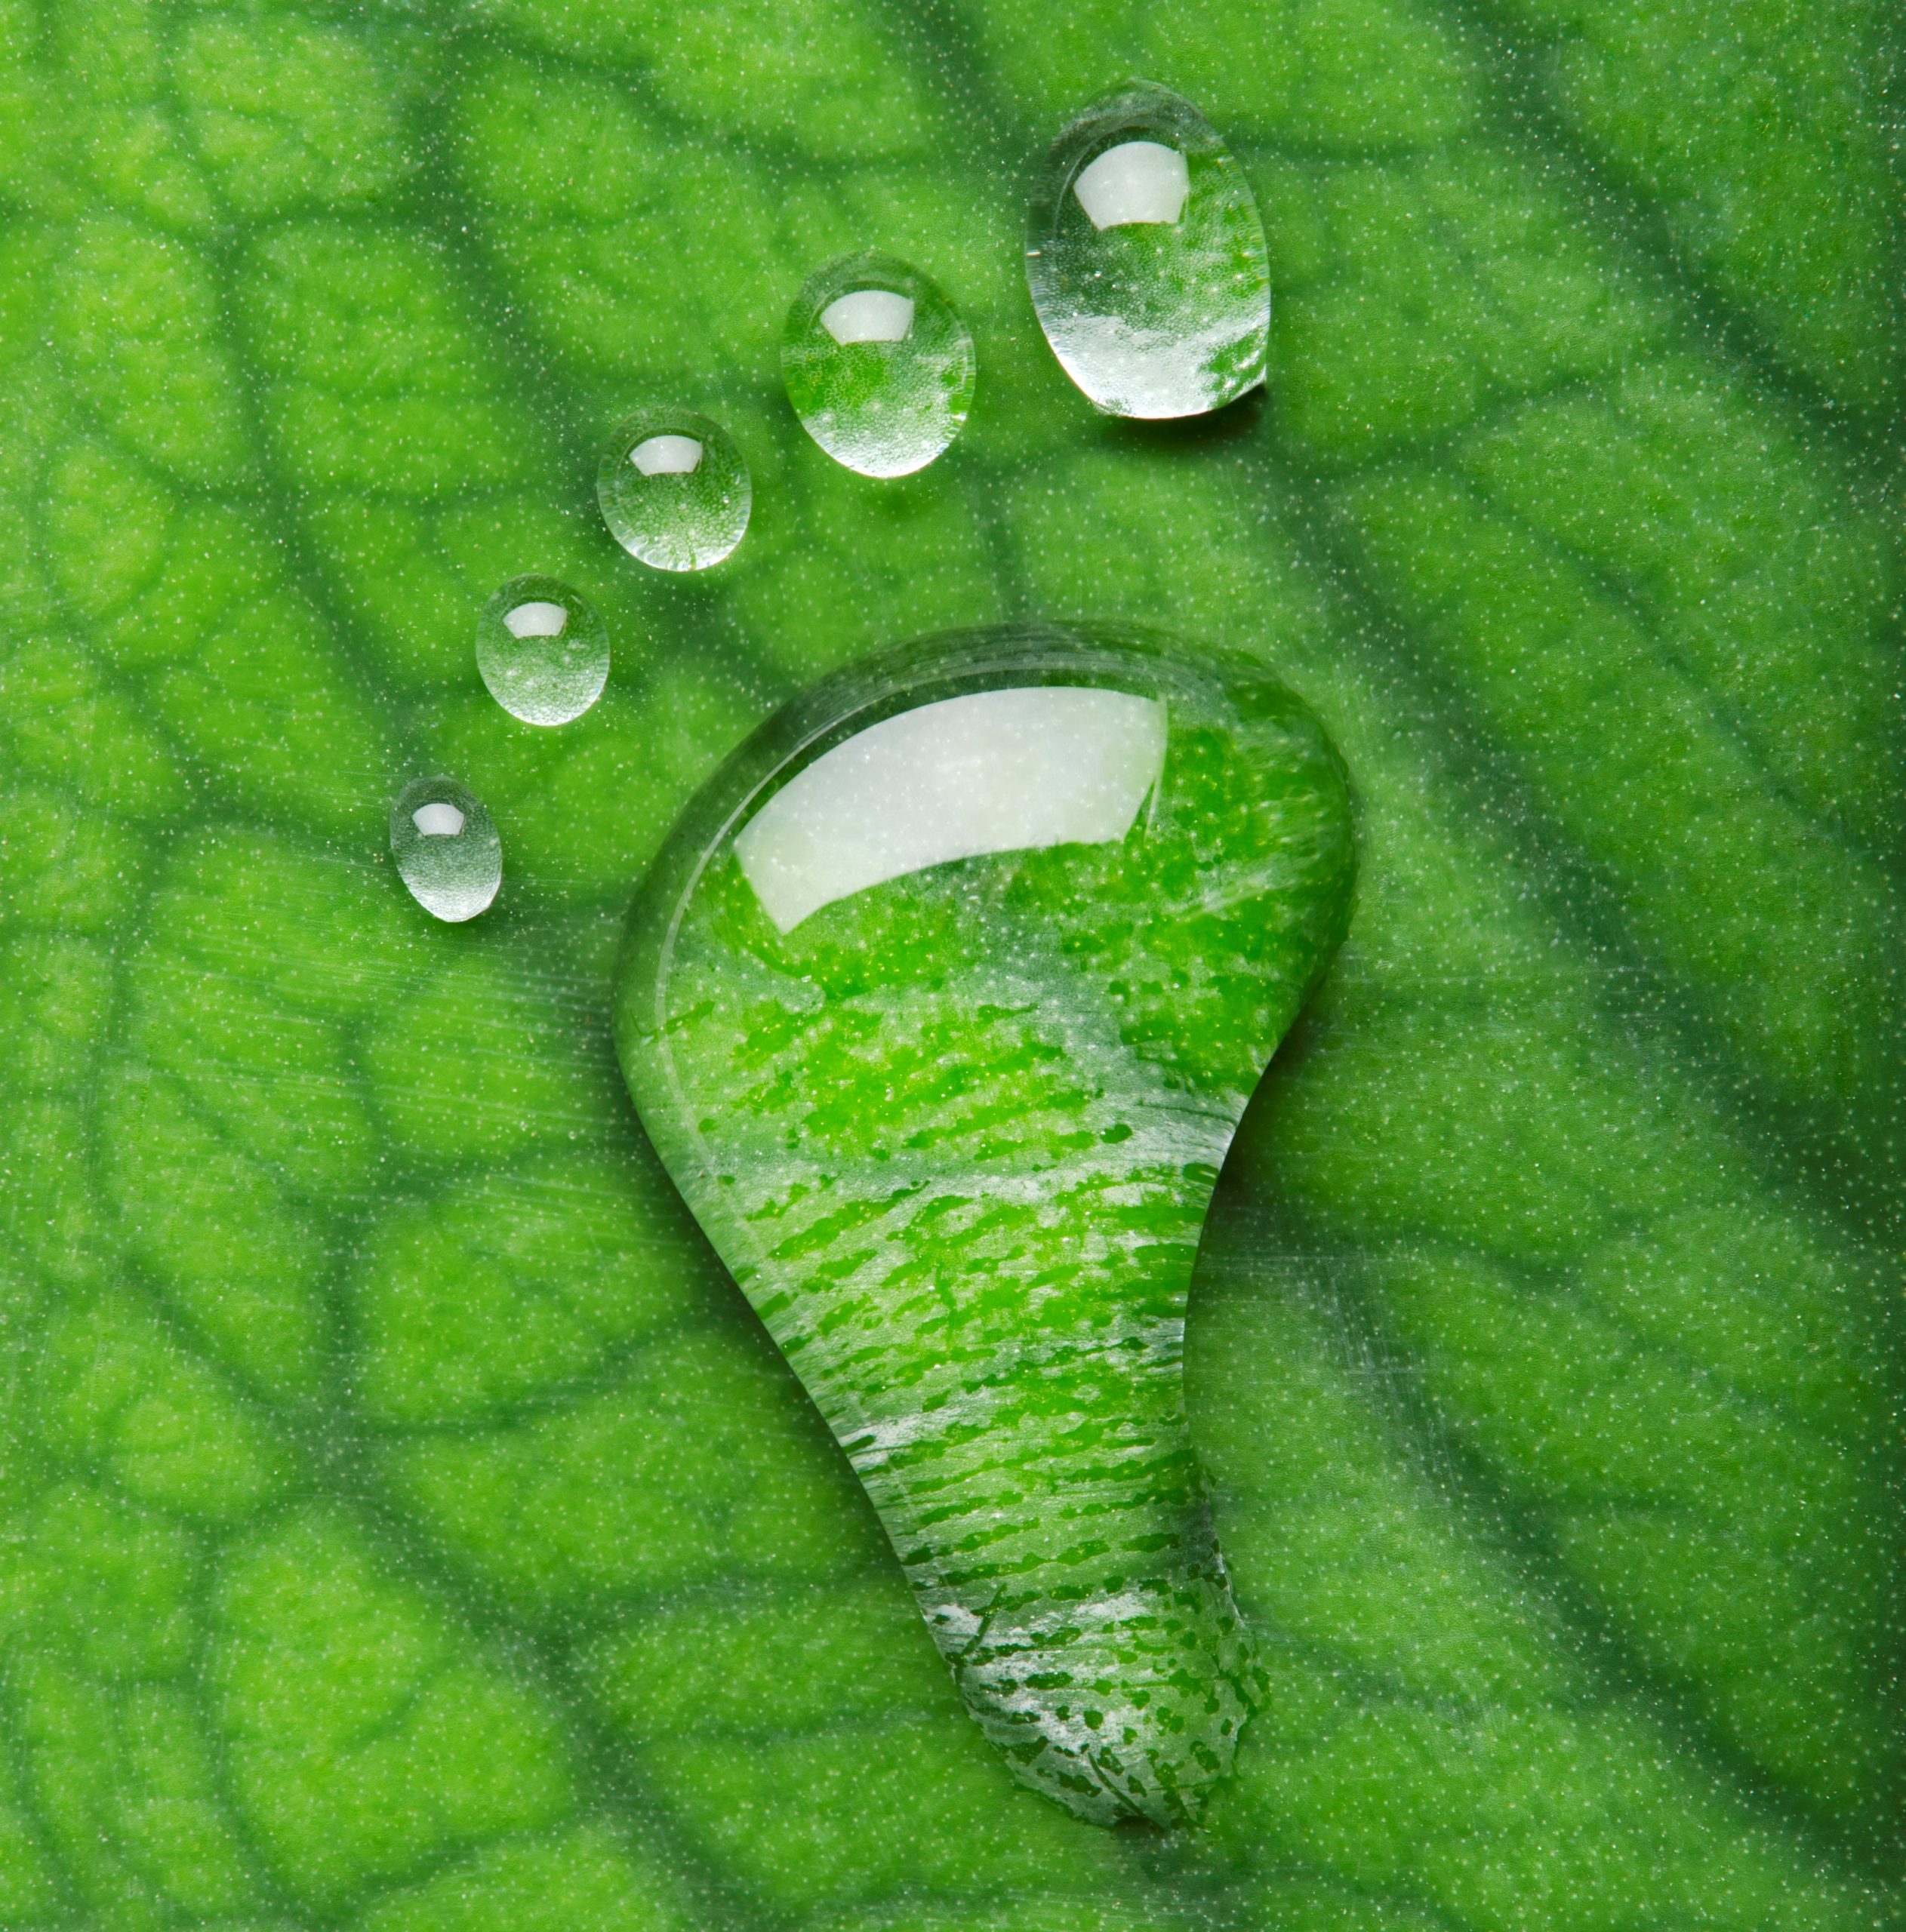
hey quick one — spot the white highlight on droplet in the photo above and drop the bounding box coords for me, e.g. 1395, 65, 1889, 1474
503, 599, 568, 639
734, 685, 1167, 934
821, 289, 916, 345
631, 434, 704, 475
412, 802, 466, 838
1072, 140, 1190, 229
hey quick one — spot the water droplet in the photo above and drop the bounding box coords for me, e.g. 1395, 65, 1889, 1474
390, 775, 501, 923
597, 408, 750, 571
782, 251, 976, 478
615, 623, 1355, 1826
475, 574, 611, 727
1025, 82, 1270, 420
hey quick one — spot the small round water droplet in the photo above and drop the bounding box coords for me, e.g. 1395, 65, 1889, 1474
390, 775, 501, 923
475, 574, 610, 726
597, 408, 750, 571
782, 251, 976, 478
1025, 82, 1270, 420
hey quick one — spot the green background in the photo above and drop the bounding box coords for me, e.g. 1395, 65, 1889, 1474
0, 0, 1901, 1927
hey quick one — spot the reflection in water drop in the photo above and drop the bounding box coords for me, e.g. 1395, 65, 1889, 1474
735, 686, 1166, 933
1025, 82, 1269, 420
821, 289, 914, 344
1073, 141, 1190, 229
783, 252, 975, 478
390, 775, 501, 923
598, 408, 750, 571
476, 574, 611, 727
630, 435, 704, 476
412, 801, 466, 837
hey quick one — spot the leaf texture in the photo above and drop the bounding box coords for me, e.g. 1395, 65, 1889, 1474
0, 0, 1900, 1927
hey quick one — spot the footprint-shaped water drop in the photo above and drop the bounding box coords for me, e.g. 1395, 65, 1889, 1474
598, 408, 751, 571
390, 775, 501, 923
1025, 82, 1270, 419
782, 251, 976, 477
476, 574, 610, 725
615, 623, 1355, 1826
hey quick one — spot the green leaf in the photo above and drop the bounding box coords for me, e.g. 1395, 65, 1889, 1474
0, 0, 1899, 1926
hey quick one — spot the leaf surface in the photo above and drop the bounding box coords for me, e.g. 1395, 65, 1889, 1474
0, 1, 1900, 1927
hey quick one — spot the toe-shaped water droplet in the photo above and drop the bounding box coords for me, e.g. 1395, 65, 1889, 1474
1026, 82, 1270, 420
782, 251, 976, 478
390, 775, 502, 923
598, 408, 751, 571
476, 574, 611, 726
615, 623, 1355, 1827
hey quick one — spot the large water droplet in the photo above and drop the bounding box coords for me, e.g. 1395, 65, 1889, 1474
597, 408, 750, 571
475, 574, 610, 726
390, 775, 502, 923
614, 623, 1355, 1827
782, 251, 976, 478
1025, 82, 1270, 420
